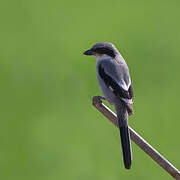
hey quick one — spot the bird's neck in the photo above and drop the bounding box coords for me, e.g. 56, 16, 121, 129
95, 54, 113, 61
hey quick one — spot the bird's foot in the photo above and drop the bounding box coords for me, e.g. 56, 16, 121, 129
92, 96, 106, 105
96, 96, 106, 101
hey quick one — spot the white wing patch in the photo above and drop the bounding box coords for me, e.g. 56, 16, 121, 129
118, 80, 131, 91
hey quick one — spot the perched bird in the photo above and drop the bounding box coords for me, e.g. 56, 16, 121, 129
83, 42, 134, 169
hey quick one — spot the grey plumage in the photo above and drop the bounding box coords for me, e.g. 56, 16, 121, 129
96, 56, 132, 104
84, 42, 134, 169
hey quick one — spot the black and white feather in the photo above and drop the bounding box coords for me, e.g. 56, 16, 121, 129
97, 55, 133, 104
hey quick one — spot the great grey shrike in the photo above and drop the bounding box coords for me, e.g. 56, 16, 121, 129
83, 42, 134, 169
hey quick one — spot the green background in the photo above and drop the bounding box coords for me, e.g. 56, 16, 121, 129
0, 0, 180, 179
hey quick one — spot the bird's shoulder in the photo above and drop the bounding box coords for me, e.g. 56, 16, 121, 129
98, 57, 131, 90
98, 58, 116, 71
99, 58, 129, 77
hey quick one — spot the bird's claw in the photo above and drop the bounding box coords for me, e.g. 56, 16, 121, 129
92, 96, 106, 105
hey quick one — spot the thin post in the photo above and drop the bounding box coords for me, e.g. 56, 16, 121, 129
92, 96, 180, 180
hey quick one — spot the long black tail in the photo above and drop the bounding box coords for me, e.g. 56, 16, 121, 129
119, 125, 132, 169
116, 106, 132, 169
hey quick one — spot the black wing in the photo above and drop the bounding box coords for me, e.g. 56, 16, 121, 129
99, 64, 132, 100
128, 84, 134, 101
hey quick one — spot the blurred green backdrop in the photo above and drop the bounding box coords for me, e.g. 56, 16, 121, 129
0, 0, 180, 179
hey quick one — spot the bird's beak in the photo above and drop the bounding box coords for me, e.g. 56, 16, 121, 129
83, 49, 95, 56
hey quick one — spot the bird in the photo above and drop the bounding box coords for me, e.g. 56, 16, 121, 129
83, 42, 134, 169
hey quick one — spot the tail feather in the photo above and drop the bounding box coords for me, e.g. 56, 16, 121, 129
116, 104, 132, 169
119, 126, 132, 169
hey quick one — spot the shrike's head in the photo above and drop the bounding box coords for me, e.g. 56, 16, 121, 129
83, 42, 119, 59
